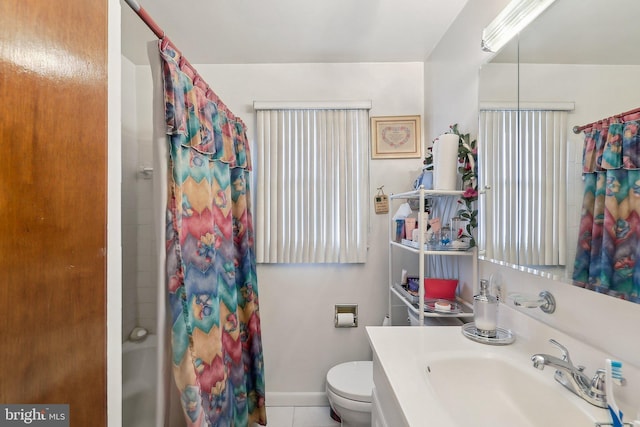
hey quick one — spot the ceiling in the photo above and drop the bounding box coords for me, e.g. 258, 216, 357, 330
491, 0, 640, 65
120, 0, 468, 65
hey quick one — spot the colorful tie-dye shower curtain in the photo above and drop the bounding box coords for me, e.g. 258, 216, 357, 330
573, 113, 640, 303
158, 40, 267, 426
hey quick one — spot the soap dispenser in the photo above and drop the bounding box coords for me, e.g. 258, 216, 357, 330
473, 279, 498, 338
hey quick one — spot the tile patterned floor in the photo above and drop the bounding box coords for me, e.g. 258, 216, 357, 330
264, 406, 341, 427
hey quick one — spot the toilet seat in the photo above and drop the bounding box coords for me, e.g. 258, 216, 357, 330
326, 361, 373, 403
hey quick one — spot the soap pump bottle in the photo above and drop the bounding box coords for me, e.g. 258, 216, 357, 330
473, 279, 498, 338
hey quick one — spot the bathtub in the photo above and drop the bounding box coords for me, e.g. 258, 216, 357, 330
123, 334, 157, 427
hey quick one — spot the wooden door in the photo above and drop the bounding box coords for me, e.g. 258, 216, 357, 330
0, 0, 108, 424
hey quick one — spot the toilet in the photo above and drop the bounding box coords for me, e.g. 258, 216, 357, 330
325, 361, 373, 427
325, 314, 460, 426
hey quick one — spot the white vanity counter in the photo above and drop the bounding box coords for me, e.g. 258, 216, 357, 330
366, 306, 640, 427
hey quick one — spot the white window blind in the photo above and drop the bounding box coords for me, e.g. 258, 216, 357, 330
254, 104, 370, 263
479, 108, 568, 266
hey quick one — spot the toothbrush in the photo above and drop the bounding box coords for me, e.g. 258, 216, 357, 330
606, 358, 624, 427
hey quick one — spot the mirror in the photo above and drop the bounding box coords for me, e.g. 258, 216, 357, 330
478, 0, 640, 298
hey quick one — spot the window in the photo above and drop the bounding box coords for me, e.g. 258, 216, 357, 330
479, 107, 568, 266
254, 102, 371, 263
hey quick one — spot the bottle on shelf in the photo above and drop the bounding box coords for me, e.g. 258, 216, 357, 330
440, 223, 451, 247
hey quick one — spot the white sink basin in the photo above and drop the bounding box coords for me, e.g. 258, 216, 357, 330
424, 351, 605, 427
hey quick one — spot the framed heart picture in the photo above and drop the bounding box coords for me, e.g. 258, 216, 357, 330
370, 115, 421, 159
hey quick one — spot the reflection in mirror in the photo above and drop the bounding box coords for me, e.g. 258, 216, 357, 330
478, 0, 640, 302
480, 0, 558, 53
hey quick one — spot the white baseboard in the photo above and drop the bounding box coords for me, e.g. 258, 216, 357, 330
266, 391, 329, 407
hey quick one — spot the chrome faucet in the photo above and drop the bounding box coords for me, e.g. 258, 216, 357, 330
531, 339, 608, 408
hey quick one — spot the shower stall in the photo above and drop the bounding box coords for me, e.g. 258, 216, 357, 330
121, 46, 184, 427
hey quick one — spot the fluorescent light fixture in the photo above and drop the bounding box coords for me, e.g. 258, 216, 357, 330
481, 0, 557, 53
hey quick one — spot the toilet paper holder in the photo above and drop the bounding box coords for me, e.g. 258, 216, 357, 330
334, 304, 358, 328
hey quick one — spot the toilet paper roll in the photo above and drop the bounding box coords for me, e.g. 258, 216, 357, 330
433, 133, 459, 190
382, 315, 390, 326
336, 313, 355, 327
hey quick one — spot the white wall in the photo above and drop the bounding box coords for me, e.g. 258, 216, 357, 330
133, 63, 159, 334
121, 55, 159, 338
424, 0, 511, 141
427, 1, 640, 369
122, 55, 138, 339
133, 62, 426, 403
